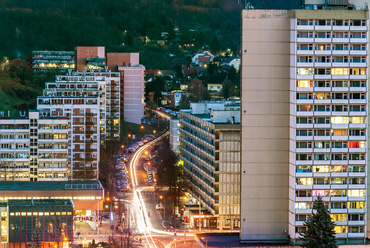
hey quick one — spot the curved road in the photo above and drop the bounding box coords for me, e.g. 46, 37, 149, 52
128, 130, 197, 248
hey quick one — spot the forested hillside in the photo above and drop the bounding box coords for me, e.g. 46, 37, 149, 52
0, 0, 242, 68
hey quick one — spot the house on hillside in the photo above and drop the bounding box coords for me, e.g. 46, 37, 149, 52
206, 76, 227, 99
191, 50, 215, 66
214, 56, 241, 72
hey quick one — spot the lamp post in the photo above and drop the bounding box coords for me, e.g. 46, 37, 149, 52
159, 195, 166, 226
199, 199, 201, 232
127, 134, 131, 144
140, 125, 144, 137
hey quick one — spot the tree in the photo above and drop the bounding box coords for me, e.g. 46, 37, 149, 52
30, 227, 42, 248
186, 78, 206, 103
300, 196, 337, 248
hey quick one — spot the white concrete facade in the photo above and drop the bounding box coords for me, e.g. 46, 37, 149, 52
241, 9, 369, 245
179, 102, 241, 230
118, 65, 145, 124
169, 118, 180, 154
0, 111, 69, 181
37, 70, 120, 180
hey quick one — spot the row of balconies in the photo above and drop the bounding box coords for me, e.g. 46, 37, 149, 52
296, 26, 367, 32
296, 148, 365, 153
181, 155, 215, 185
296, 123, 366, 129
293, 232, 366, 239
297, 75, 367, 80
296, 160, 366, 166
296, 38, 367, 43
297, 62, 366, 68
296, 87, 366, 93
295, 135, 366, 141
295, 208, 365, 215
297, 50, 366, 56
295, 172, 366, 178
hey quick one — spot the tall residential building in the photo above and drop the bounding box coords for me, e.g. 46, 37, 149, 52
31, 51, 75, 73
169, 118, 180, 154
0, 111, 69, 181
117, 64, 145, 124
37, 70, 120, 180
241, 9, 368, 244
179, 102, 240, 230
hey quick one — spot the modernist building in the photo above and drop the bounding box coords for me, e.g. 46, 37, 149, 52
169, 118, 180, 154
0, 111, 68, 181
37, 70, 120, 180
241, 7, 368, 245
31, 51, 75, 74
179, 102, 240, 230
0, 180, 104, 246
0, 199, 73, 248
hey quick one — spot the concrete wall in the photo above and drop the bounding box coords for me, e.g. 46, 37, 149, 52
240, 9, 291, 242
75, 46, 105, 71
106, 52, 140, 71
119, 66, 145, 124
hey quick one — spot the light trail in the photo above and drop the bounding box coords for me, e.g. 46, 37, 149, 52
128, 130, 195, 248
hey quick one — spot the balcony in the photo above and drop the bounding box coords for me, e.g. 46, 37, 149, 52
350, 75, 366, 80
296, 87, 313, 92
350, 50, 367, 55
332, 62, 349, 67
333, 26, 350, 31
314, 50, 331, 56
296, 136, 313, 141
350, 62, 366, 68
296, 123, 313, 129
350, 26, 367, 31
332, 50, 349, 55
297, 50, 314, 55
314, 75, 331, 80
331, 87, 349, 92
331, 99, 348, 104
297, 38, 314, 43
331, 148, 348, 153
314, 38, 331, 43
314, 62, 331, 68
313, 124, 330, 128
332, 38, 349, 43
296, 99, 313, 104
350, 38, 367, 43
297, 62, 313, 68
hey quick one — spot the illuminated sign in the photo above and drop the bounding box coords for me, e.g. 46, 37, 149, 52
73, 216, 94, 221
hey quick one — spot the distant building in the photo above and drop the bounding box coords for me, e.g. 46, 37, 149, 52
31, 51, 75, 74
179, 101, 240, 230
37, 70, 121, 180
169, 118, 180, 154
0, 199, 73, 248
75, 46, 106, 71
0, 111, 68, 181
161, 91, 184, 108
117, 64, 145, 124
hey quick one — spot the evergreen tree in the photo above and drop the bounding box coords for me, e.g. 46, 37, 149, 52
300, 196, 338, 248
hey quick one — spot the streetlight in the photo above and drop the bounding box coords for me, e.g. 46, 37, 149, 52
159, 195, 166, 226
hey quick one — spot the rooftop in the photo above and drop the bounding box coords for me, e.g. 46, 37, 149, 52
7, 199, 73, 206
0, 180, 103, 191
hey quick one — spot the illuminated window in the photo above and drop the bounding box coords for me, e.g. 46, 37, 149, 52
297, 68, 314, 75
348, 190, 365, 197
331, 68, 349, 75
334, 226, 347, 233
331, 214, 347, 221
296, 178, 313, 185
297, 80, 313, 87
350, 117, 366, 124
331, 117, 348, 124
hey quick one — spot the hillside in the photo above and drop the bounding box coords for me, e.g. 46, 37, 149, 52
0, 0, 242, 69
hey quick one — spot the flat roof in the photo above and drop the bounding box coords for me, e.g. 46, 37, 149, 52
0, 180, 103, 191
7, 199, 73, 206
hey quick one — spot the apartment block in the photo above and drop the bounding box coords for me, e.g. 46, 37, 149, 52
241, 9, 368, 245
179, 102, 240, 230
117, 64, 145, 124
31, 51, 75, 74
169, 118, 180, 154
37, 70, 120, 180
0, 111, 68, 181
